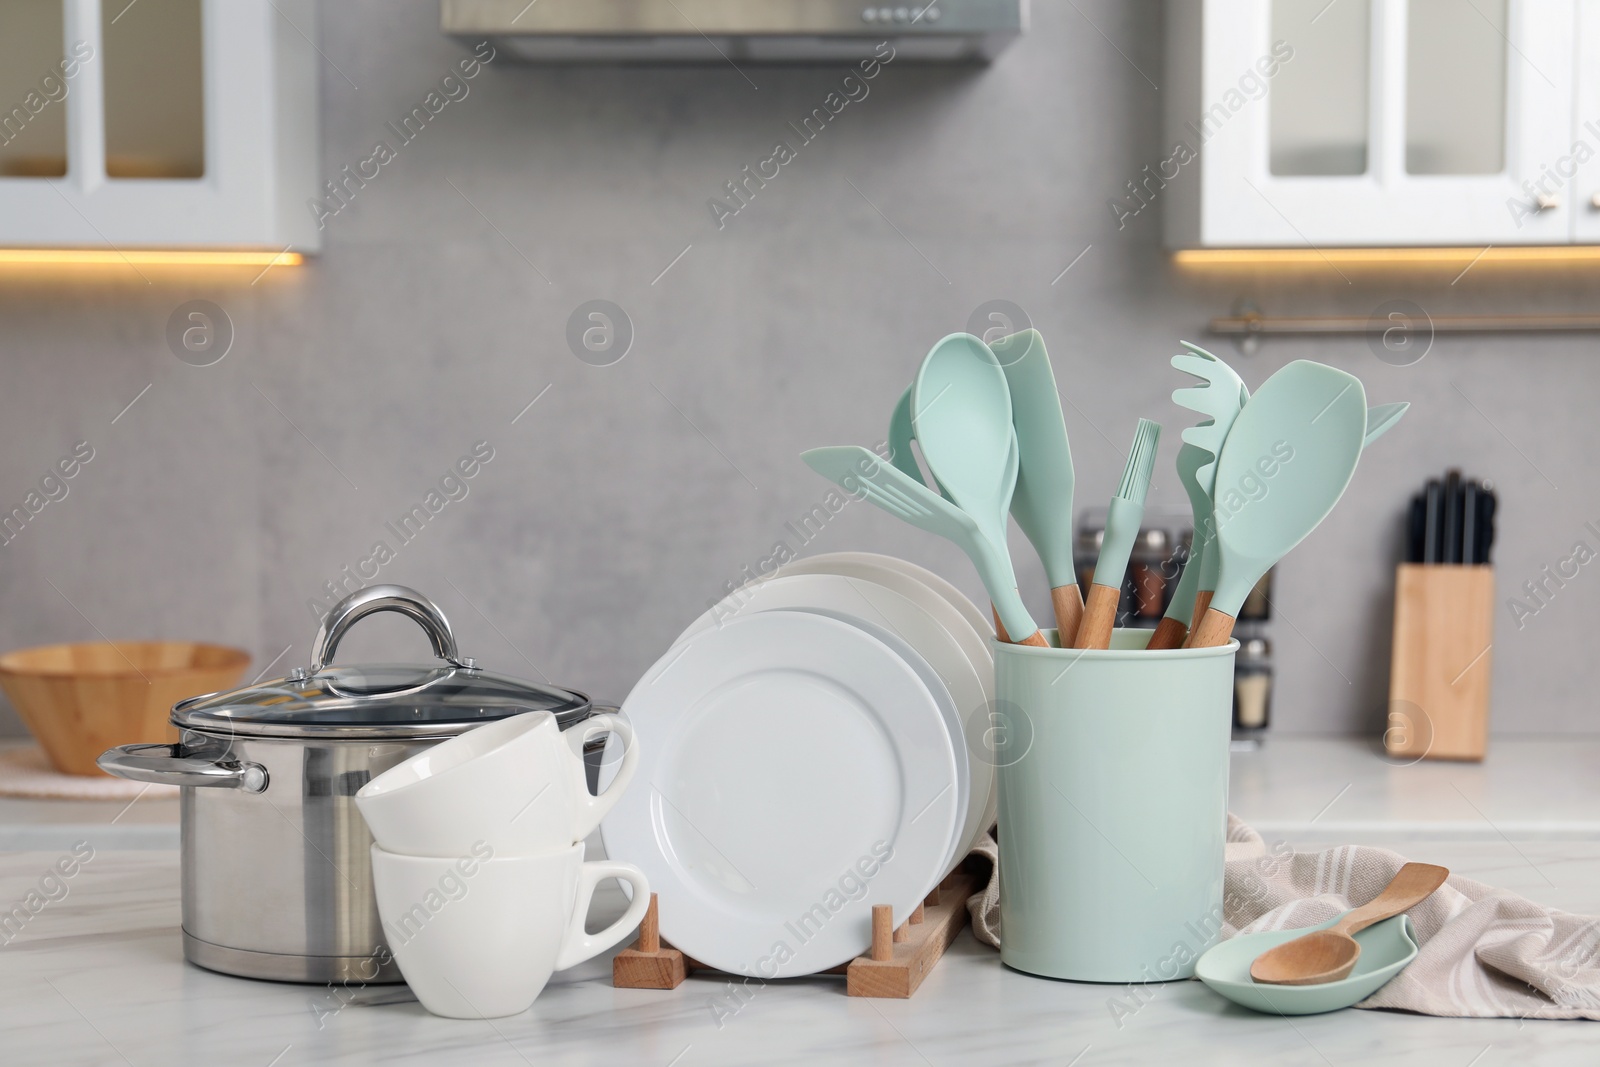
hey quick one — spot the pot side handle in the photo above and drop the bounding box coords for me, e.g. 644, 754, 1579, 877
97, 743, 269, 793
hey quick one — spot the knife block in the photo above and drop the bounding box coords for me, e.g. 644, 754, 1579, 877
1386, 564, 1494, 761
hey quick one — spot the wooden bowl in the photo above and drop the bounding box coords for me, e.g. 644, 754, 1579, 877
0, 642, 250, 776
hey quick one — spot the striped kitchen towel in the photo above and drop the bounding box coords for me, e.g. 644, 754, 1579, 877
1223, 816, 1599, 1019
967, 816, 1600, 1020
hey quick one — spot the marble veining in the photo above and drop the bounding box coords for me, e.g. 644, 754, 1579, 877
1, 836, 1596, 1066
2, 740, 1595, 1062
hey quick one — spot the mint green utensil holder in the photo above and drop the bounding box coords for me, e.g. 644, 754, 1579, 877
993, 628, 1236, 982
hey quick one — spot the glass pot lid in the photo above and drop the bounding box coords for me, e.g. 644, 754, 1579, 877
172, 585, 589, 740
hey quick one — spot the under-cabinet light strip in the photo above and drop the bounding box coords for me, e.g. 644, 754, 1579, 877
0, 250, 305, 267
1173, 247, 1600, 266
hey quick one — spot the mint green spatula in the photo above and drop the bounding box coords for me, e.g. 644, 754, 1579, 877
990, 329, 1083, 644
1188, 361, 1368, 648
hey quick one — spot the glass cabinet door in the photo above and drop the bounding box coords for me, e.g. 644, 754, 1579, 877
1269, 0, 1371, 176
0, 0, 69, 178
1573, 0, 1600, 241
1190, 0, 1573, 246
0, 0, 319, 251
1405, 0, 1508, 175
101, 0, 206, 178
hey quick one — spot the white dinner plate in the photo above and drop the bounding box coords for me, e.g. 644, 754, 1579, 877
680, 572, 986, 860
605, 611, 960, 977
782, 550, 994, 654
776, 554, 999, 849
785, 606, 967, 877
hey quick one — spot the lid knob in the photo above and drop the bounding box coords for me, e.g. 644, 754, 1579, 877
308, 585, 467, 674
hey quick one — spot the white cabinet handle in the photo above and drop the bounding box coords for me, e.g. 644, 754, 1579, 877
1590, 192, 1600, 210
1535, 194, 1560, 211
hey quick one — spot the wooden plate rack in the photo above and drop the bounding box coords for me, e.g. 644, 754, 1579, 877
613, 858, 985, 999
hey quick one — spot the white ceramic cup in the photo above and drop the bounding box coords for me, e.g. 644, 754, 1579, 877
371, 841, 650, 1019
355, 710, 639, 857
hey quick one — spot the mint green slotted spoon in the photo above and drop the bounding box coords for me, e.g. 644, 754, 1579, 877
990, 329, 1083, 644
800, 446, 1047, 646
1188, 361, 1368, 648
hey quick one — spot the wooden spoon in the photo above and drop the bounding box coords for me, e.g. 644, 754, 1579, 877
1249, 862, 1448, 985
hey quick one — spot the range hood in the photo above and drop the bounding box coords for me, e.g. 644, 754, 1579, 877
441, 1, 1027, 63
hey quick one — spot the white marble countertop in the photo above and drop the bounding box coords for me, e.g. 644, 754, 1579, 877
2, 738, 1596, 1065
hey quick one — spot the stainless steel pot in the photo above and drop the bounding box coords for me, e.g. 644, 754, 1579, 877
99, 585, 610, 985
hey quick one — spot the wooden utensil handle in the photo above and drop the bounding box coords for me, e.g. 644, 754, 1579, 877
1185, 607, 1236, 649
1191, 589, 1213, 625
1146, 616, 1187, 651
1071, 583, 1119, 650
1050, 584, 1084, 646
1335, 862, 1449, 937
993, 606, 1050, 648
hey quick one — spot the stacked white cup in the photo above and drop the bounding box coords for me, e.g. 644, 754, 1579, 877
356, 710, 646, 1019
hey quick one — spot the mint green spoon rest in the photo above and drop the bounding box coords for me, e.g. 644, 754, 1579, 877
1195, 914, 1418, 1016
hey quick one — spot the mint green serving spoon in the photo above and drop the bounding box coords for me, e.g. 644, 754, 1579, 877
1188, 360, 1367, 648
911, 333, 1038, 640
1156, 395, 1408, 649
990, 329, 1083, 644
800, 445, 1047, 646
912, 333, 1016, 546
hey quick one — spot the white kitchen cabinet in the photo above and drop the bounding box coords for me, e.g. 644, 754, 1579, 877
1164, 0, 1586, 248
0, 0, 320, 252
1573, 0, 1600, 242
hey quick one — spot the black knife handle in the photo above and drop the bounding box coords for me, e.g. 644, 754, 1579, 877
1423, 480, 1443, 565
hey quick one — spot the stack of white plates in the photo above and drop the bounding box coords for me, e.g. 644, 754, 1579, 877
601, 552, 995, 978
